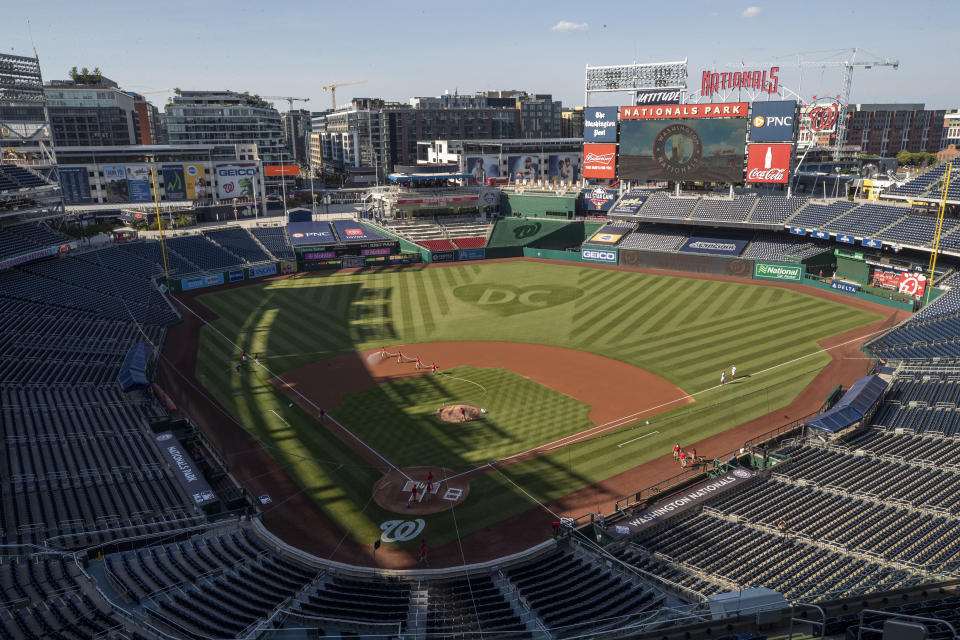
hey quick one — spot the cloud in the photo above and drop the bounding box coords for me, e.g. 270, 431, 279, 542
551, 21, 588, 33
740, 6, 764, 17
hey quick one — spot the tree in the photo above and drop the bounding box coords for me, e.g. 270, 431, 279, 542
69, 66, 79, 82
92, 67, 102, 83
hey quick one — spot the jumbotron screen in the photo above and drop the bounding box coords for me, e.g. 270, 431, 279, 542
619, 118, 747, 183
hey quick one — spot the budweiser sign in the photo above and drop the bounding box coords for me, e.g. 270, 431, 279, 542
582, 143, 617, 179
746, 143, 791, 184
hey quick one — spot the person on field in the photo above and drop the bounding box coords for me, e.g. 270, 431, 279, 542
679, 450, 687, 468
419, 540, 428, 564
431, 362, 437, 374
731, 364, 737, 380
254, 353, 260, 364
381, 347, 387, 359
319, 409, 325, 424
720, 371, 725, 386
415, 356, 422, 370
397, 350, 403, 364
690, 447, 697, 463
673, 443, 680, 460
460, 407, 467, 422
406, 484, 418, 508
235, 363, 242, 374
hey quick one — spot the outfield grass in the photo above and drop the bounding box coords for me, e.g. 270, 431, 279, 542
193, 261, 881, 548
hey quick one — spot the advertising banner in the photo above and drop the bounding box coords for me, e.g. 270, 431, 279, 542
701, 67, 779, 98
582, 186, 618, 212
548, 153, 580, 181
620, 103, 748, 120
458, 248, 485, 261
619, 118, 747, 183
431, 250, 456, 263
587, 231, 623, 245
746, 143, 791, 184
635, 89, 682, 106
621, 249, 753, 277
898, 273, 927, 299
836, 234, 855, 245
183, 164, 208, 199
678, 236, 749, 256
582, 144, 617, 179
331, 220, 386, 243
464, 155, 500, 185
361, 247, 391, 256
872, 270, 901, 289
862, 238, 882, 249
304, 251, 337, 260
264, 165, 300, 177
812, 230, 830, 240
250, 263, 278, 278
181, 273, 225, 291
102, 165, 129, 203
754, 262, 804, 282
155, 432, 217, 506
581, 248, 618, 264
162, 164, 187, 200
830, 280, 860, 294
0, 242, 76, 272
125, 164, 152, 202
281, 261, 297, 273
583, 106, 619, 142
58, 167, 92, 204
342, 255, 365, 268
507, 155, 539, 182
610, 195, 646, 216
228, 269, 244, 282
607, 469, 754, 538
750, 101, 797, 142
215, 162, 257, 200
789, 226, 806, 235
288, 221, 335, 247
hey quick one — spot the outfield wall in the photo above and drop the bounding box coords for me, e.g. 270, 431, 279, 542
499, 192, 577, 219
619, 249, 754, 277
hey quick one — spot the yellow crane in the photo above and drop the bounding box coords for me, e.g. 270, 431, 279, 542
262, 96, 310, 112
321, 80, 367, 110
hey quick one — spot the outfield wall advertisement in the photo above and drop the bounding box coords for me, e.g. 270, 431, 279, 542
678, 236, 749, 256
620, 249, 754, 277
547, 153, 580, 181
754, 261, 804, 282
581, 248, 618, 264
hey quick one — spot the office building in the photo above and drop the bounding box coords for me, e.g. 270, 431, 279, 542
846, 104, 945, 156
44, 75, 152, 147
165, 90, 285, 162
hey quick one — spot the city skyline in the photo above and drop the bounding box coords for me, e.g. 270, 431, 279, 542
5, 0, 956, 113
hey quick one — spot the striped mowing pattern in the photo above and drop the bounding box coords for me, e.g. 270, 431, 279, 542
193, 262, 880, 548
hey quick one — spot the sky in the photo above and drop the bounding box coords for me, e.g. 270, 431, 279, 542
5, 0, 956, 114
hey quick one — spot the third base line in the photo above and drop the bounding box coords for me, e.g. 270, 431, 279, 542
617, 430, 660, 448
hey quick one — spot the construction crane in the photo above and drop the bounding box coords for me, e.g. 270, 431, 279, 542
736, 49, 899, 160
262, 96, 310, 112
321, 80, 367, 110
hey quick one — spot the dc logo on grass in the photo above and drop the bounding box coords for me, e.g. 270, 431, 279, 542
454, 283, 583, 316
380, 519, 425, 542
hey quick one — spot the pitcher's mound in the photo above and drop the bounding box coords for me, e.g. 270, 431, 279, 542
437, 404, 482, 423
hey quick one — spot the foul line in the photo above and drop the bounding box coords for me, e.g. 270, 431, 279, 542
442, 324, 891, 482
172, 296, 411, 482
617, 430, 660, 448
268, 409, 291, 428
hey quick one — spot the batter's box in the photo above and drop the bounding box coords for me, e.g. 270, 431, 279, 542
403, 481, 440, 494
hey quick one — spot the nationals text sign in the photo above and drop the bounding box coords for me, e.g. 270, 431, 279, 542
621, 103, 748, 120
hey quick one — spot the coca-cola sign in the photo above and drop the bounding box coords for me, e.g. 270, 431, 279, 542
746, 143, 791, 184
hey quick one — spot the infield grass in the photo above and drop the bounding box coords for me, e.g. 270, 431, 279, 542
193, 261, 882, 548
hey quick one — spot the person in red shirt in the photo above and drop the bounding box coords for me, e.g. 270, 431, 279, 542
381, 346, 387, 359
406, 484, 418, 508
690, 447, 697, 463
679, 450, 687, 468
415, 356, 422, 370
460, 407, 466, 422
673, 443, 680, 460
241, 350, 247, 362
431, 362, 437, 373
397, 350, 403, 364
419, 540, 427, 564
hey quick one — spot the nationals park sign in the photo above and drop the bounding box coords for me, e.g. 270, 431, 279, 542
754, 261, 804, 282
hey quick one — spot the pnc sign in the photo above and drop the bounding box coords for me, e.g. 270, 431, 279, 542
750, 101, 797, 142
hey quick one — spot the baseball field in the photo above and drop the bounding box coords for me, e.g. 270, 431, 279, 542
189, 260, 881, 554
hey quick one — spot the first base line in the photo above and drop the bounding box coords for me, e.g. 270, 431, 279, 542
617, 430, 660, 448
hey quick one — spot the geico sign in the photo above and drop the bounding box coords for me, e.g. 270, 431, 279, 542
218, 168, 256, 176
582, 249, 617, 262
